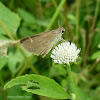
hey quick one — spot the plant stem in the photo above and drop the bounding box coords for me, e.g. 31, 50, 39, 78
66, 65, 81, 100
83, 0, 100, 68
76, 0, 80, 44
0, 71, 6, 100
85, 0, 90, 29
17, 44, 39, 75
51, 0, 66, 22
46, 0, 66, 31
0, 20, 14, 40
9, 0, 14, 10
88, 58, 100, 72
16, 64, 27, 76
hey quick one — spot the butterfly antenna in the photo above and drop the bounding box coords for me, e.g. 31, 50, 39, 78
65, 25, 76, 30
58, 20, 61, 28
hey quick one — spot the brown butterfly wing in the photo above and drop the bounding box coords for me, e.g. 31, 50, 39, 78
20, 31, 60, 57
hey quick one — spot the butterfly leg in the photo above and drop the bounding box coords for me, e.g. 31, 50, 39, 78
61, 38, 66, 42
61, 38, 67, 51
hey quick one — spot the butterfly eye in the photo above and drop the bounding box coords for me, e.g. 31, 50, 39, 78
61, 30, 64, 34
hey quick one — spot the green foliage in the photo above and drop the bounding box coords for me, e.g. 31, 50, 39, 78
7, 85, 32, 100
0, 0, 100, 100
8, 49, 24, 74
0, 2, 20, 36
4, 74, 69, 99
0, 56, 8, 70
18, 8, 35, 24
91, 51, 100, 60
49, 63, 66, 77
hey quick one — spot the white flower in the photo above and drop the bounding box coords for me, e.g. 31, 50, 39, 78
50, 42, 80, 64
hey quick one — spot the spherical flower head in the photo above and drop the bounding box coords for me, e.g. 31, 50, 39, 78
50, 42, 81, 64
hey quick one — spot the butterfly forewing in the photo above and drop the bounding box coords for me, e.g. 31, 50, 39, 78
20, 30, 61, 57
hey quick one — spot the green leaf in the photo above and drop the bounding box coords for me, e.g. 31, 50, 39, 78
8, 49, 24, 74
49, 63, 66, 77
0, 2, 20, 35
77, 87, 93, 100
0, 56, 8, 70
68, 14, 76, 24
4, 74, 69, 99
18, 8, 49, 27
7, 85, 32, 100
18, 8, 35, 24
91, 51, 100, 60
96, 62, 100, 71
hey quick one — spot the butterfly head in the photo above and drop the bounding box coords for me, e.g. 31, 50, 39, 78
57, 27, 65, 34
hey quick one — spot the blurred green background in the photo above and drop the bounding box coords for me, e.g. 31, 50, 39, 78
0, 0, 100, 100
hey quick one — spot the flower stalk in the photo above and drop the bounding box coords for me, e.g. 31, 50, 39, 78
51, 41, 81, 100
66, 64, 81, 100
